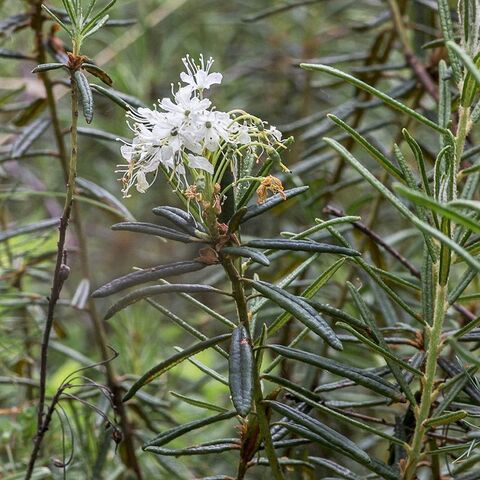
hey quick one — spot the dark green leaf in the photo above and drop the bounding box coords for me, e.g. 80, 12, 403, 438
221, 246, 270, 266
246, 239, 359, 256
145, 411, 236, 447
241, 186, 309, 222
104, 284, 228, 320
74, 70, 94, 123
111, 221, 202, 243
269, 345, 403, 400
228, 326, 253, 417
249, 280, 342, 350
91, 261, 208, 298
31, 63, 66, 74
266, 401, 371, 463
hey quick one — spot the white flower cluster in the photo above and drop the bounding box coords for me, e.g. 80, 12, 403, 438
117, 54, 283, 197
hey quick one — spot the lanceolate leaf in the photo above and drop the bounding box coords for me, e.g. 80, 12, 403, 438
91, 83, 145, 110
325, 138, 480, 272
123, 334, 231, 401
0, 218, 59, 242
145, 439, 240, 456
74, 70, 94, 123
31, 63, 66, 74
221, 246, 270, 266
92, 261, 208, 298
249, 280, 343, 350
266, 401, 371, 464
104, 284, 229, 320
423, 410, 467, 428
144, 411, 237, 447
268, 345, 402, 400
327, 114, 404, 181
300, 64, 446, 133
307, 457, 361, 480
169, 391, 228, 413
241, 186, 309, 222
275, 422, 398, 480
82, 63, 113, 86
269, 258, 346, 335
264, 375, 405, 446
228, 326, 253, 417
152, 206, 206, 235
246, 239, 359, 256
76, 177, 135, 221
111, 221, 203, 243
394, 184, 480, 234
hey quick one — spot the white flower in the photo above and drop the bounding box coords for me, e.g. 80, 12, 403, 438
181, 54, 223, 91
196, 110, 231, 151
188, 154, 214, 174
117, 54, 286, 198
230, 123, 251, 145
159, 85, 210, 117
266, 125, 282, 142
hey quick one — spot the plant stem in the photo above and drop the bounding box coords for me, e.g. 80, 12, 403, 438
403, 277, 447, 479
221, 257, 284, 480
26, 72, 79, 480
29, 6, 143, 476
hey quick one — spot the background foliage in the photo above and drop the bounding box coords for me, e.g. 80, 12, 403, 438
1, 0, 480, 479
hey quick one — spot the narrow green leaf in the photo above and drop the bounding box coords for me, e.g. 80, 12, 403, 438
111, 221, 202, 243
300, 64, 446, 133
246, 239, 359, 256
169, 391, 228, 413
394, 184, 480, 234
11, 118, 50, 158
264, 375, 405, 447
326, 138, 480, 272
307, 457, 360, 480
92, 261, 207, 298
228, 326, 253, 417
145, 440, 239, 456
328, 114, 404, 181
424, 410, 467, 428
241, 186, 309, 222
437, 0, 462, 81
146, 300, 229, 359
269, 258, 346, 335
74, 70, 94, 123
144, 410, 236, 447
123, 334, 231, 401
104, 284, 228, 320
269, 345, 403, 400
221, 246, 270, 266
31, 63, 66, 74
152, 206, 206, 236
249, 280, 343, 350
266, 400, 371, 463
0, 218, 59, 242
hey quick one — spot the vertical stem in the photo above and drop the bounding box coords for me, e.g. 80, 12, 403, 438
403, 278, 447, 480
26, 73, 79, 480
29, 6, 143, 476
222, 257, 284, 480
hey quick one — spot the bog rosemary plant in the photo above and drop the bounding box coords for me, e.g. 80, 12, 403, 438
2, 0, 480, 478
